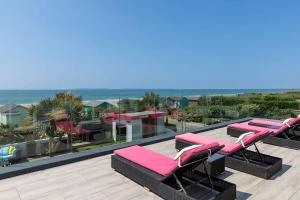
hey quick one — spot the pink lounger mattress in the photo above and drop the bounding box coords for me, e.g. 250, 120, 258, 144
228, 123, 282, 136
248, 117, 300, 129
114, 143, 219, 176
249, 119, 283, 127
176, 131, 269, 155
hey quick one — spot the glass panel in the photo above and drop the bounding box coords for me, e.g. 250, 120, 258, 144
1, 90, 300, 167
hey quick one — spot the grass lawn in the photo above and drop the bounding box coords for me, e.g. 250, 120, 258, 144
74, 140, 125, 152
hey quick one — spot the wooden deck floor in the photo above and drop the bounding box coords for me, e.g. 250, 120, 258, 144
1, 127, 300, 200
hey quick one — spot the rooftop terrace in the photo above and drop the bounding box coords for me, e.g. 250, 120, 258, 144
1, 126, 300, 200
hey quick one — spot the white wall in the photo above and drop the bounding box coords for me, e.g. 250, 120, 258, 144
119, 119, 142, 140
0, 113, 7, 125
156, 116, 166, 135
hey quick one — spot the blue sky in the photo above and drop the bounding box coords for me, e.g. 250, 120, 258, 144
0, 1, 299, 89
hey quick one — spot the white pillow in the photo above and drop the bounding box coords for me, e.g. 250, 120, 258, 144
235, 132, 254, 147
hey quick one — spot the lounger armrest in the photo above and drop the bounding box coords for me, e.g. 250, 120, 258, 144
180, 145, 224, 167
239, 131, 271, 150
174, 145, 202, 166
174, 145, 202, 160
235, 132, 254, 147
283, 118, 293, 127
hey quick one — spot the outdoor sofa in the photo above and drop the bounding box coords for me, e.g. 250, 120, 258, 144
111, 144, 236, 200
175, 131, 282, 179
0, 146, 17, 166
227, 117, 300, 149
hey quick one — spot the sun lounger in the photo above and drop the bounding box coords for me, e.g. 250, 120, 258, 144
248, 116, 300, 129
175, 131, 282, 179
228, 122, 300, 149
111, 144, 236, 200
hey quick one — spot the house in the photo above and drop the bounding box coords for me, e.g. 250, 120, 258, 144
83, 100, 116, 113
0, 104, 29, 126
108, 111, 168, 142
186, 96, 200, 107
167, 97, 189, 108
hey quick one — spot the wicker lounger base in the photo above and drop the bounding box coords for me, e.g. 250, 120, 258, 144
176, 140, 282, 179
111, 155, 236, 200
227, 127, 252, 138
224, 150, 282, 179
227, 127, 300, 150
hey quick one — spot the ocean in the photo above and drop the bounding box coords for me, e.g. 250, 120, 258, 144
0, 89, 298, 104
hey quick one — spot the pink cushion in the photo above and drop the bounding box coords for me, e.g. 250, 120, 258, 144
176, 133, 237, 153
228, 123, 281, 136
242, 130, 270, 144
176, 133, 219, 145
248, 119, 282, 127
221, 130, 270, 154
179, 142, 220, 165
220, 142, 241, 154
229, 123, 270, 132
176, 131, 269, 154
249, 117, 300, 127
114, 145, 177, 176
286, 117, 300, 126
219, 131, 270, 154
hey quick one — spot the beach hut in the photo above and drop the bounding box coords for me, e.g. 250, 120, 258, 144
83, 101, 115, 112
0, 104, 29, 126
167, 97, 189, 108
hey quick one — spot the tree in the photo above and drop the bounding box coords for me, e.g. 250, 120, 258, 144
28, 92, 83, 155
140, 92, 161, 110
209, 106, 225, 118
198, 96, 211, 106
52, 93, 83, 123
239, 104, 260, 118
30, 92, 84, 124
34, 118, 66, 156
119, 99, 138, 112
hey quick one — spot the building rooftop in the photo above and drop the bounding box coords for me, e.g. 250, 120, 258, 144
83, 99, 120, 108
168, 96, 188, 101
0, 104, 23, 113
84, 100, 105, 107
111, 111, 167, 120
84, 100, 117, 108
0, 126, 299, 200
186, 96, 200, 101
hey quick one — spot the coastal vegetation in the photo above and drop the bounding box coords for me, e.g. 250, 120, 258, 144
30, 92, 84, 123
179, 92, 300, 124
0, 93, 84, 152
118, 92, 163, 112
117, 91, 300, 125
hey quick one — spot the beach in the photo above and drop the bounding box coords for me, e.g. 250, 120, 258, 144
0, 88, 297, 105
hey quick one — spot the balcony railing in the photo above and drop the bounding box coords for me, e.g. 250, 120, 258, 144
0, 90, 299, 167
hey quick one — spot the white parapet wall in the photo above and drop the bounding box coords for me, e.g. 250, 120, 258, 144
2, 137, 69, 160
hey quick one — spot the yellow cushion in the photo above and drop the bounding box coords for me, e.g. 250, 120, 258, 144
8, 146, 14, 155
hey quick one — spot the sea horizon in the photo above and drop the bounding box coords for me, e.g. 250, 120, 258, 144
0, 88, 299, 105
